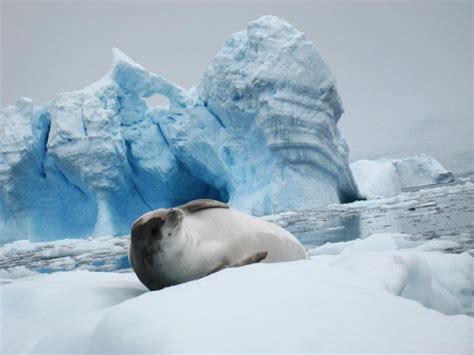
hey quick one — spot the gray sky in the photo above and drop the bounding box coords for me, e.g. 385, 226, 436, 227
1, 0, 472, 171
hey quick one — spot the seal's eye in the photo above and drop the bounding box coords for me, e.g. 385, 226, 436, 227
150, 227, 159, 236
166, 209, 179, 225
164, 208, 184, 231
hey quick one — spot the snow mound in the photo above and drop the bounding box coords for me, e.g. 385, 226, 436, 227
309, 233, 474, 316
0, 266, 39, 281
351, 154, 454, 199
0, 16, 359, 244
1, 233, 472, 353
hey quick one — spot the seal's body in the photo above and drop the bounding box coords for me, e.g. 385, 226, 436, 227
129, 199, 307, 290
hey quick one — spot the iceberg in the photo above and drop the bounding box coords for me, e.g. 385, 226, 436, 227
351, 154, 454, 199
0, 16, 360, 243
394, 154, 455, 187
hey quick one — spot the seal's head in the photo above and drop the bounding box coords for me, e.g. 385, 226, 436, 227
131, 207, 186, 254
129, 207, 185, 290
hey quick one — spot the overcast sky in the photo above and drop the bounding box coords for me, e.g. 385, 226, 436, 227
1, 0, 472, 171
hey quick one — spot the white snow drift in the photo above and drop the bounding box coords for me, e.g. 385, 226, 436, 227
1, 233, 472, 354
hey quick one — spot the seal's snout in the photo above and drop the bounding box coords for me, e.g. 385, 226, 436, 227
131, 218, 142, 240
130, 210, 168, 243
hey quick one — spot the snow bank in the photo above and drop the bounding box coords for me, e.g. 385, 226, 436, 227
308, 232, 463, 256
309, 233, 474, 316
351, 154, 454, 199
1, 233, 472, 353
0, 16, 360, 243
0, 266, 38, 280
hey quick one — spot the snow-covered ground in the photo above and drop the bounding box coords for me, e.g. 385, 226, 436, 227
1, 231, 472, 353
1, 182, 473, 353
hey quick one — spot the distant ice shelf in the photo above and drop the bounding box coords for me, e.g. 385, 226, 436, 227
350, 154, 454, 199
0, 16, 360, 243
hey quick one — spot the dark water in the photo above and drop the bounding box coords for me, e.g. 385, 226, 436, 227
269, 181, 474, 253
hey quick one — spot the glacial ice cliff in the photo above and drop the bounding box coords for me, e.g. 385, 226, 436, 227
350, 154, 455, 199
0, 16, 360, 243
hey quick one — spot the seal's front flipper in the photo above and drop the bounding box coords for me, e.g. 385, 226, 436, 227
231, 251, 268, 267
206, 251, 268, 276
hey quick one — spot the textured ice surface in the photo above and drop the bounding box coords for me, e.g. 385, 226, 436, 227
0, 235, 130, 274
198, 16, 359, 212
1, 238, 472, 353
0, 16, 359, 243
351, 154, 454, 199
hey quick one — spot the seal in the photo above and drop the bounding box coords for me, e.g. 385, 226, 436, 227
129, 199, 307, 290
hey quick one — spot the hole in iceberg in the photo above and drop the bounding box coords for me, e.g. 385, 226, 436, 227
144, 94, 170, 109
